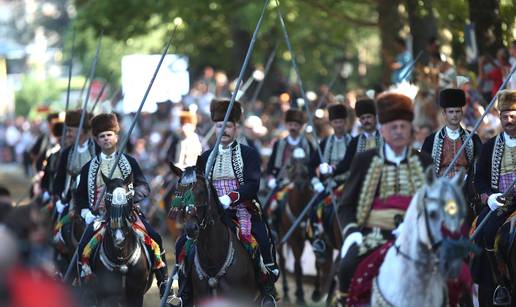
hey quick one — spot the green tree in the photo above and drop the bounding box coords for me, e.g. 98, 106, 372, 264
15, 76, 61, 116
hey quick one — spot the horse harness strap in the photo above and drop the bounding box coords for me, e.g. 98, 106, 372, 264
99, 238, 146, 274
194, 229, 235, 293
393, 243, 439, 272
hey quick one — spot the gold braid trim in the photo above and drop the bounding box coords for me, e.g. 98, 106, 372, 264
356, 152, 425, 226
356, 156, 383, 225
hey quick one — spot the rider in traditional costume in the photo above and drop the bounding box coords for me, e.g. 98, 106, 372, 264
334, 98, 383, 178
174, 99, 279, 304
472, 90, 516, 305
74, 113, 169, 297
337, 93, 432, 303
40, 116, 66, 205
53, 109, 97, 214
309, 104, 352, 254
266, 108, 320, 192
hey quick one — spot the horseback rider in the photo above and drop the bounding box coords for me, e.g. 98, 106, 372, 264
310, 104, 352, 254
53, 109, 98, 215
40, 116, 67, 204
74, 113, 169, 297
337, 93, 433, 303
266, 108, 320, 193
473, 89, 516, 306
334, 98, 382, 178
174, 98, 279, 304
421, 88, 483, 220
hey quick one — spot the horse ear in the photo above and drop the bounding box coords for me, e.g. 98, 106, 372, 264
195, 155, 203, 172
101, 172, 110, 184
169, 162, 183, 177
425, 166, 435, 185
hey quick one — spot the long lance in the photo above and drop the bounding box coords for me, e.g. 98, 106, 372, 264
248, 43, 278, 106
77, 75, 89, 107
161, 2, 270, 305
399, 49, 424, 82
278, 192, 321, 246
275, 0, 344, 243
64, 25, 178, 283
63, 33, 102, 200
441, 65, 516, 239
60, 29, 76, 150
90, 72, 114, 113
203, 0, 269, 178
314, 67, 340, 111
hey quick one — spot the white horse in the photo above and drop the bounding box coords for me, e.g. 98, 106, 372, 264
372, 172, 469, 307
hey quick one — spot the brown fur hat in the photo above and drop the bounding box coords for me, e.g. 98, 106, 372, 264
51, 122, 64, 137
65, 109, 91, 130
285, 109, 306, 124
376, 92, 414, 124
497, 90, 516, 112
91, 113, 120, 136
439, 88, 466, 108
355, 98, 376, 117
328, 104, 348, 121
210, 98, 242, 122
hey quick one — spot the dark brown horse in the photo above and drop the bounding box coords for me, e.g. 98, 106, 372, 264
89, 174, 153, 307
312, 196, 343, 305
275, 155, 312, 304
54, 201, 85, 276
170, 164, 259, 304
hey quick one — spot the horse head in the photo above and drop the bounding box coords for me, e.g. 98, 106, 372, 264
169, 161, 215, 241
287, 147, 310, 189
413, 168, 469, 277
102, 172, 135, 248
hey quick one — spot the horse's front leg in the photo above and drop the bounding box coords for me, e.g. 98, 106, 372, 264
277, 246, 290, 302
312, 258, 322, 302
292, 236, 305, 305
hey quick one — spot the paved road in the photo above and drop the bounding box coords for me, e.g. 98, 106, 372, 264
0, 163, 326, 306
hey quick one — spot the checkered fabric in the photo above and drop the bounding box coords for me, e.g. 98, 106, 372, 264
499, 173, 516, 197
213, 178, 239, 198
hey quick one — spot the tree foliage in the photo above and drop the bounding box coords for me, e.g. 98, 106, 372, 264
66, 0, 514, 91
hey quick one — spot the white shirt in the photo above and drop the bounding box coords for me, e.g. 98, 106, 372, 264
287, 135, 301, 146
384, 143, 408, 166
504, 132, 516, 148
363, 130, 376, 139
100, 152, 115, 160
77, 140, 89, 153
445, 126, 460, 141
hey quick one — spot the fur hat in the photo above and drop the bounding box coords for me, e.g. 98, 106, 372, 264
285, 109, 306, 124
439, 88, 466, 108
355, 98, 376, 117
51, 122, 64, 137
210, 99, 242, 122
46, 112, 59, 123
91, 113, 120, 136
328, 104, 348, 121
65, 109, 91, 129
376, 92, 414, 124
180, 111, 197, 125
497, 90, 516, 112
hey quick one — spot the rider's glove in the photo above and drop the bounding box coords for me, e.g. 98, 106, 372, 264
218, 195, 232, 209
318, 163, 333, 175
487, 193, 504, 211
81, 209, 97, 225
311, 178, 325, 193
267, 178, 277, 189
55, 199, 68, 214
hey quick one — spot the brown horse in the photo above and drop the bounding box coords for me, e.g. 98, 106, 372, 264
312, 196, 343, 305
54, 202, 85, 276
170, 164, 259, 305
275, 155, 312, 304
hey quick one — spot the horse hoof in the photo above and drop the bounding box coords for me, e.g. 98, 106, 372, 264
312, 289, 321, 302
296, 298, 306, 306
282, 295, 290, 303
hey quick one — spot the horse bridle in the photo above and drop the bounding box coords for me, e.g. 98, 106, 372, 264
175, 174, 215, 235
395, 183, 462, 268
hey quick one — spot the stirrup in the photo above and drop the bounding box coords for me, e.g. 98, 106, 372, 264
260, 293, 277, 307
493, 285, 511, 306
312, 238, 326, 254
